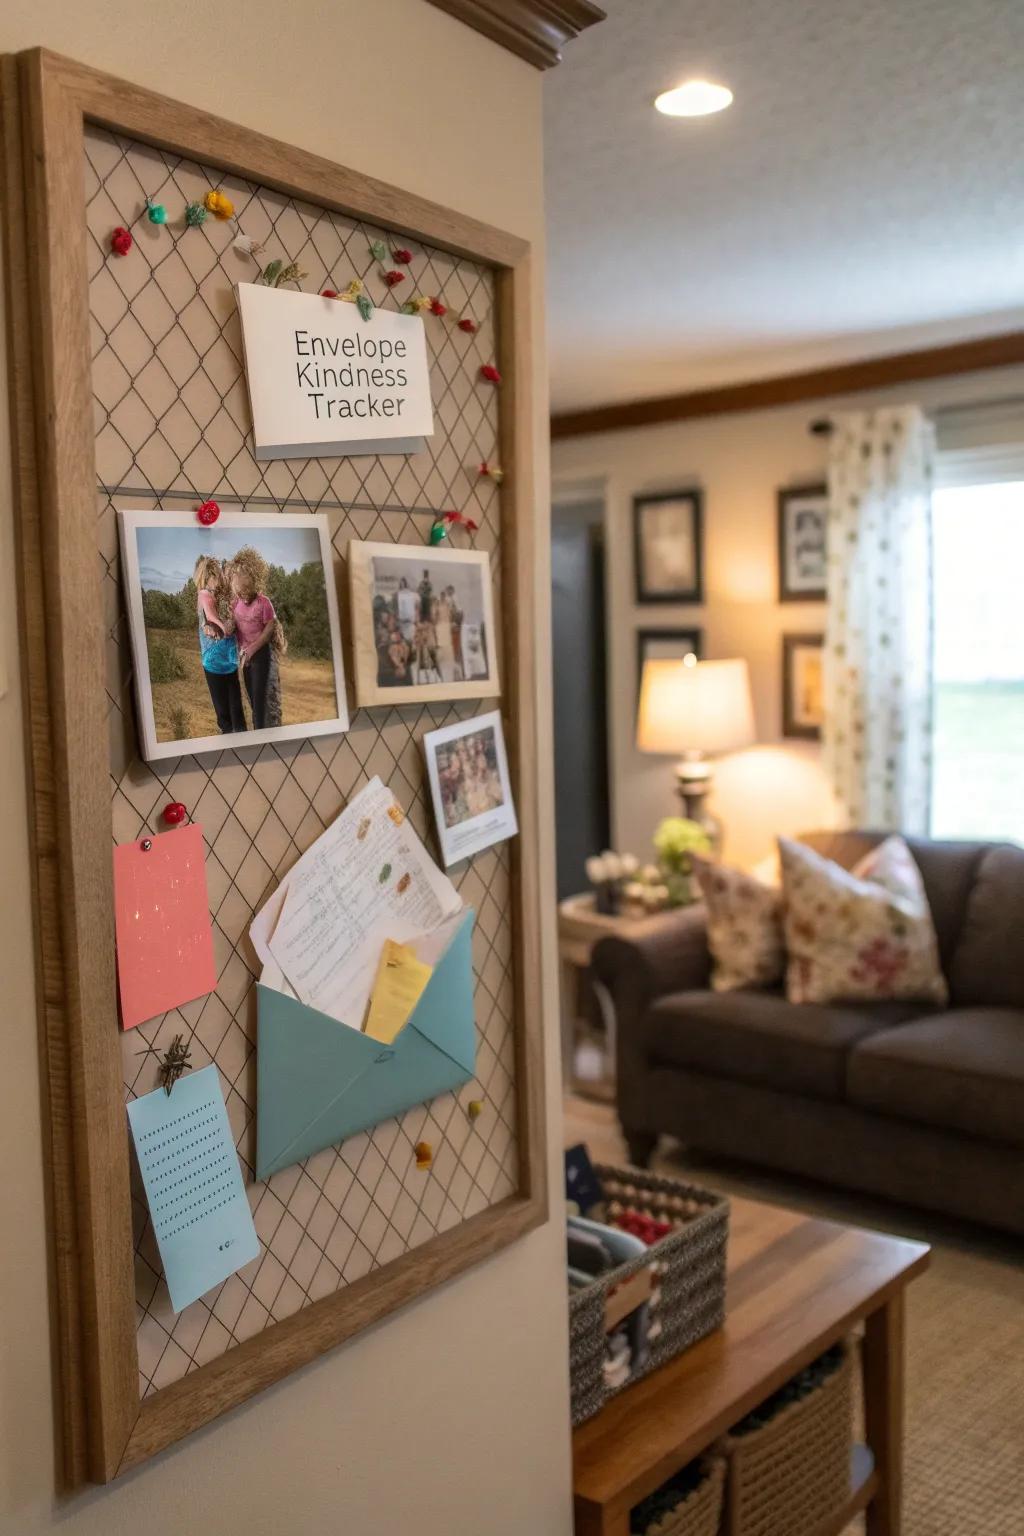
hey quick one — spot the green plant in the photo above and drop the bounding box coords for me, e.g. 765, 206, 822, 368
147, 635, 187, 683
652, 817, 711, 906
653, 816, 711, 872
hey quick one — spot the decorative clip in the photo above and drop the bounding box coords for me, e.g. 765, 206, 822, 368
158, 1034, 193, 1095
135, 1033, 193, 1096
429, 510, 480, 547
162, 801, 187, 826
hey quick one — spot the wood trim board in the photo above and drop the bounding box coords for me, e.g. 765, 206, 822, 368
1, 47, 548, 1485
425, 0, 606, 69
550, 330, 1024, 439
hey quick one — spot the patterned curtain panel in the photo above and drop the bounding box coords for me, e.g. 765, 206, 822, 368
823, 405, 936, 833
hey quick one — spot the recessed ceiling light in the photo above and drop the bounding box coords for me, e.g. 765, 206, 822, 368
654, 79, 733, 118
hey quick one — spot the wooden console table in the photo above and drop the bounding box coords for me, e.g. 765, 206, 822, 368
573, 1196, 929, 1536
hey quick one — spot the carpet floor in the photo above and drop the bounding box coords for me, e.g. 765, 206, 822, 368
564, 1095, 1024, 1536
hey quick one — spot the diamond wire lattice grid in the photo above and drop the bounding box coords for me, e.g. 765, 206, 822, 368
85, 127, 518, 1397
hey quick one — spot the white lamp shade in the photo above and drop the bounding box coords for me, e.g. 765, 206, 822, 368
636, 657, 756, 756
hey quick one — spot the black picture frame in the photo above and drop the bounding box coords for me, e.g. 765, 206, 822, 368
782, 632, 825, 740
777, 483, 828, 602
636, 627, 704, 691
633, 489, 704, 604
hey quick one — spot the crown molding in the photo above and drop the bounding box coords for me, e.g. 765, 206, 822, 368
550, 330, 1024, 439
426, 0, 605, 69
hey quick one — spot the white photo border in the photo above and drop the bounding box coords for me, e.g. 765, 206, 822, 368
118, 508, 350, 762
423, 709, 518, 867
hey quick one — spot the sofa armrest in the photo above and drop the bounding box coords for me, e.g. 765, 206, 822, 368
590, 903, 711, 1004
591, 905, 711, 1137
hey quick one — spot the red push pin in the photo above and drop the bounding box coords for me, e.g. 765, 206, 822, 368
162, 801, 187, 826
196, 500, 220, 526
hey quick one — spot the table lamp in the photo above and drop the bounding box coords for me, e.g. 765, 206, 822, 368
636, 655, 755, 842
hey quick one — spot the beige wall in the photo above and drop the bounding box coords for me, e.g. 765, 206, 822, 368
0, 4, 570, 1534
552, 364, 1024, 872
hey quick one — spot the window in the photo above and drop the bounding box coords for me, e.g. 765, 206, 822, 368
931, 479, 1024, 844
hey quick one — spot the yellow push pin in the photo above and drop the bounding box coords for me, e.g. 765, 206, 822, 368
467, 1100, 483, 1123
414, 1140, 433, 1170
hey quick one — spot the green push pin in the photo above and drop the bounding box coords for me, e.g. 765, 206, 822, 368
429, 520, 448, 546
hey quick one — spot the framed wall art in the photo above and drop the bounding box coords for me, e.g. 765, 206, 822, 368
2, 48, 545, 1486
778, 483, 828, 602
782, 632, 825, 739
635, 627, 703, 689
633, 489, 704, 604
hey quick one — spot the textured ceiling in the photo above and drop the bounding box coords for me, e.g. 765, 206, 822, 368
544, 0, 1024, 412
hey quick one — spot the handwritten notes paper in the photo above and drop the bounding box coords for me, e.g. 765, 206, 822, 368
127, 1066, 259, 1312
253, 777, 461, 1029
113, 825, 217, 1030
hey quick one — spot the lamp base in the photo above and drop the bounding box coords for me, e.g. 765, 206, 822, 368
674, 755, 721, 853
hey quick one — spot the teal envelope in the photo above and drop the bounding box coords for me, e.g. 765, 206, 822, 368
256, 909, 476, 1179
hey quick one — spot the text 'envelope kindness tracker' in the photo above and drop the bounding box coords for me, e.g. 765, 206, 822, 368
251, 777, 477, 1179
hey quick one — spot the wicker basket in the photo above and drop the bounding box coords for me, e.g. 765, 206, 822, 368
569, 1164, 729, 1427
718, 1340, 855, 1536
635, 1457, 726, 1536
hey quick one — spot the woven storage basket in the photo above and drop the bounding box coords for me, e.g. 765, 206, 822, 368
569, 1164, 729, 1427
635, 1457, 726, 1536
718, 1339, 855, 1536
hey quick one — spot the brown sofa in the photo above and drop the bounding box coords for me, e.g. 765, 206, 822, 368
591, 832, 1024, 1236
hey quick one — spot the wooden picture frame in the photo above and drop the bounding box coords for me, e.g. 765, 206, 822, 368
777, 484, 828, 602
1, 48, 547, 1486
633, 489, 704, 603
348, 539, 501, 707
635, 627, 703, 690
782, 633, 825, 740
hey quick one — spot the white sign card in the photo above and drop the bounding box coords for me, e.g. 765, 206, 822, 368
236, 283, 434, 459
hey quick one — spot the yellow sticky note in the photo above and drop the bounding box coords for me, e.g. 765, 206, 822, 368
363, 940, 433, 1044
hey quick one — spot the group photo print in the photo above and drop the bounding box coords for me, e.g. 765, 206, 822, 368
349, 539, 501, 707
118, 510, 349, 761
424, 710, 518, 867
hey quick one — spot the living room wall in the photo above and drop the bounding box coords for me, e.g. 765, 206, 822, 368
0, 4, 571, 1534
552, 363, 1024, 872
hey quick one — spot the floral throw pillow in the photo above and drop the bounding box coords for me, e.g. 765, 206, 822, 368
693, 857, 785, 992
779, 835, 948, 1005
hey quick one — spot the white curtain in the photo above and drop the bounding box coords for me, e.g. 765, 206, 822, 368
823, 405, 936, 833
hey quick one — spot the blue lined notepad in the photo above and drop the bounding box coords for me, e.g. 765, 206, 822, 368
128, 1065, 260, 1312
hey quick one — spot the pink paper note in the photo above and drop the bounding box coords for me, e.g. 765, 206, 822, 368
113, 824, 217, 1030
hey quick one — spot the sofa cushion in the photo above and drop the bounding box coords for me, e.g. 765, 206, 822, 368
692, 857, 784, 993
800, 833, 988, 969
947, 844, 1024, 1007
847, 1009, 1024, 1148
648, 990, 930, 1101
779, 835, 948, 1006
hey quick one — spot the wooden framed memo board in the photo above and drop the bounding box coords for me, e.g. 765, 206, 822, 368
1, 49, 546, 1485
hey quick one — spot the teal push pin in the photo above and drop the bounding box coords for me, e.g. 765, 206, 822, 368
146, 198, 167, 225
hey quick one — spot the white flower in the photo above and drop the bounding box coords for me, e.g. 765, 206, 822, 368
602, 852, 624, 880
640, 863, 660, 884
623, 881, 644, 902
585, 855, 608, 885
233, 233, 265, 257
620, 853, 639, 876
